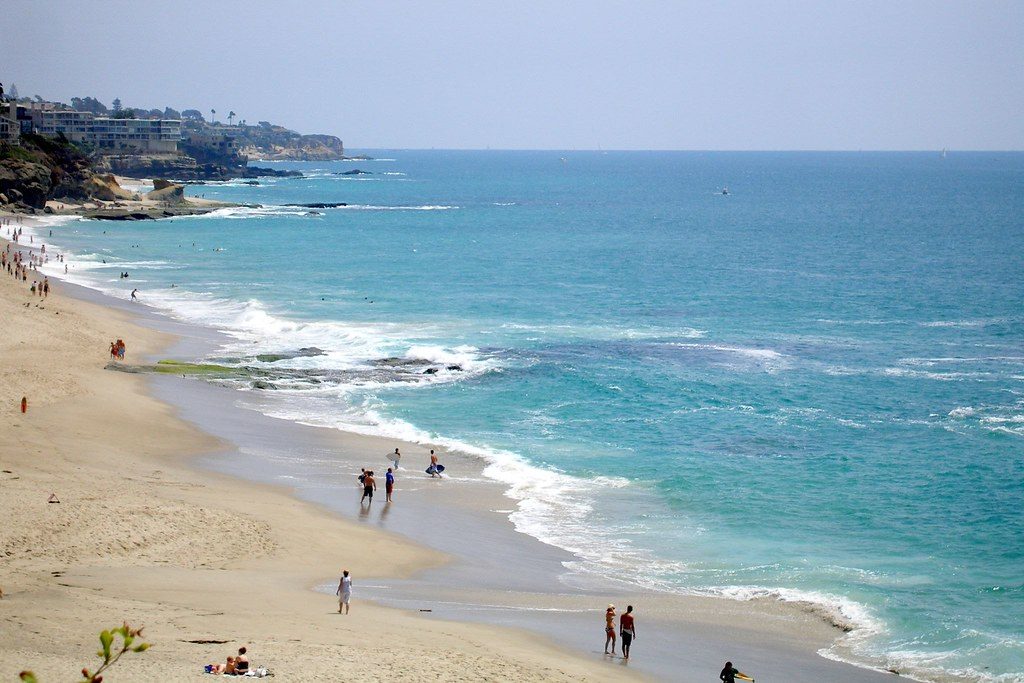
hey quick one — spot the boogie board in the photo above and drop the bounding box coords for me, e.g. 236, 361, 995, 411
426, 464, 446, 475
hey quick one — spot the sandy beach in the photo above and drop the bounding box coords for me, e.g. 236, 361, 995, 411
0, 223, 639, 681
0, 214, 909, 682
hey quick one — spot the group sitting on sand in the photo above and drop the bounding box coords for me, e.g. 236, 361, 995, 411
205, 645, 269, 676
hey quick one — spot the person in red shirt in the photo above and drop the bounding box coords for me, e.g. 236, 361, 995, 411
619, 605, 636, 659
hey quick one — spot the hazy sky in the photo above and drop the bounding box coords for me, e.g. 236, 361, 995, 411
4, 0, 1022, 150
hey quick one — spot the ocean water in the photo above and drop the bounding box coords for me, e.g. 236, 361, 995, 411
30, 151, 1024, 682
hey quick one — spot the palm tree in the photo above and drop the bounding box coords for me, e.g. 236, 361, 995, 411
210, 108, 216, 124
228, 111, 236, 126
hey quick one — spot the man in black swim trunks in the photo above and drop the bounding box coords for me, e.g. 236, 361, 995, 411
620, 605, 636, 660
361, 470, 376, 503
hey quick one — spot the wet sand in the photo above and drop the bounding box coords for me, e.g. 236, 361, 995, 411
0, 214, 906, 681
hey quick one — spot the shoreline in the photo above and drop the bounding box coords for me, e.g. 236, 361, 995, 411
0, 219, 640, 682
2, 212, 919, 681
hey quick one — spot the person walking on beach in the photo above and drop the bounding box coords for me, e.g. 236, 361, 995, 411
620, 605, 636, 660
336, 569, 352, 614
389, 447, 401, 469
131, 288, 138, 302
604, 604, 617, 655
385, 467, 395, 502
361, 470, 376, 503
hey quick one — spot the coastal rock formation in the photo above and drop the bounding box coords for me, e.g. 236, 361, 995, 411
283, 202, 349, 209
85, 173, 137, 201
0, 134, 96, 209
94, 154, 302, 182
94, 154, 200, 180
0, 159, 50, 208
146, 179, 186, 204
238, 131, 346, 162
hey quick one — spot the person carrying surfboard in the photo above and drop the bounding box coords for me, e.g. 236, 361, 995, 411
427, 449, 444, 477
720, 661, 754, 682
388, 447, 401, 468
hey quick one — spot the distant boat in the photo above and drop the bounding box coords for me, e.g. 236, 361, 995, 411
721, 187, 729, 195
942, 148, 947, 159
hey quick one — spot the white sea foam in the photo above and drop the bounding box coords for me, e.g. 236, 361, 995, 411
335, 204, 459, 211
948, 406, 977, 418
190, 206, 318, 220
882, 368, 993, 381
665, 342, 791, 372
920, 318, 1019, 329
498, 321, 707, 341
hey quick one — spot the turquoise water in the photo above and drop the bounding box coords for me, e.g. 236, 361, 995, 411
35, 152, 1024, 681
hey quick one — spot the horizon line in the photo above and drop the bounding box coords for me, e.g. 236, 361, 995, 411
346, 147, 1024, 154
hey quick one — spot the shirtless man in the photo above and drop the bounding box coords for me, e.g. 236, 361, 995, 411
620, 605, 636, 660
428, 450, 441, 477
361, 470, 376, 503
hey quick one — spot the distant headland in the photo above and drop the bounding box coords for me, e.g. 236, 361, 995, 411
0, 89, 365, 217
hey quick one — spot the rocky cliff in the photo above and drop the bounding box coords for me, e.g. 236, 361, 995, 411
0, 134, 96, 209
237, 127, 345, 161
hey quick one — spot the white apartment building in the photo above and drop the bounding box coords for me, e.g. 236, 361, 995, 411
91, 118, 181, 153
37, 110, 181, 153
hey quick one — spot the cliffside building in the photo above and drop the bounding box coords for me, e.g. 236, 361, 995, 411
91, 118, 181, 153
0, 102, 18, 142
36, 110, 181, 153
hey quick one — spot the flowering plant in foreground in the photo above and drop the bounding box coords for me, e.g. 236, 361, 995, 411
20, 623, 150, 683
